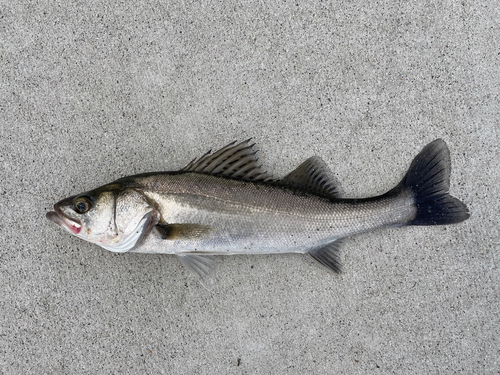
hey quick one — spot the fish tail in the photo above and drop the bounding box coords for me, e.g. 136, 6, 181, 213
397, 139, 470, 225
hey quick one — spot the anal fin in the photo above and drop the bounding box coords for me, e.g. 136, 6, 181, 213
308, 239, 343, 273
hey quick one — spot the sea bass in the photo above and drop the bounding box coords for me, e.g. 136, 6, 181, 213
46, 139, 469, 282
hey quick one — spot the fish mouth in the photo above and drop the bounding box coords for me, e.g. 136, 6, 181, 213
46, 205, 82, 235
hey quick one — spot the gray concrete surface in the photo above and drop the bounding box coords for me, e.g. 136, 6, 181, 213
1, 1, 498, 373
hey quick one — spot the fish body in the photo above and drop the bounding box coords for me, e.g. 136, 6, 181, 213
47, 139, 469, 281
130, 172, 415, 255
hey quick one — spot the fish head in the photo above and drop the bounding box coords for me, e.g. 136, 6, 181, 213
46, 183, 159, 252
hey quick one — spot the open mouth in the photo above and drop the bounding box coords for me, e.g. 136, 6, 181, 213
46, 205, 82, 234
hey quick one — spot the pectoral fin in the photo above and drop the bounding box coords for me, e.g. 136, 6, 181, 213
156, 223, 215, 240
177, 254, 218, 289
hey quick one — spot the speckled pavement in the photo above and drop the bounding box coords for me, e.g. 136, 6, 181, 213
1, 1, 498, 373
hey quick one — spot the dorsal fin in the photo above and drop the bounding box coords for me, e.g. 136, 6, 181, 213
281, 156, 342, 199
181, 140, 274, 182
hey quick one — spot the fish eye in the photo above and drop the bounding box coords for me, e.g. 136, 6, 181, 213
74, 197, 91, 214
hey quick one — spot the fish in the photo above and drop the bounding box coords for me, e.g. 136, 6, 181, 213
46, 139, 469, 283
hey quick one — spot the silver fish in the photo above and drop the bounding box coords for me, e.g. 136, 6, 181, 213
47, 139, 469, 282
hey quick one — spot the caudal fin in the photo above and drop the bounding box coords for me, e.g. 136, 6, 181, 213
400, 139, 469, 225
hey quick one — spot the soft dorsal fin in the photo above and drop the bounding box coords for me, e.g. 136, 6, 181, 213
181, 140, 274, 182
281, 156, 342, 199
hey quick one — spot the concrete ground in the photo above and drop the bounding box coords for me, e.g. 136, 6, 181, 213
1, 1, 498, 373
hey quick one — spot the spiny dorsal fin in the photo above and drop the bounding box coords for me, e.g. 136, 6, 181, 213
281, 156, 342, 199
181, 140, 275, 182
308, 239, 343, 273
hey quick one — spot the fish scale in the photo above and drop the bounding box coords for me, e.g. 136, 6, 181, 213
132, 173, 415, 255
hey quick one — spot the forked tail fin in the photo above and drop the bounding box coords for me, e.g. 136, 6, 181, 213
399, 139, 469, 225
